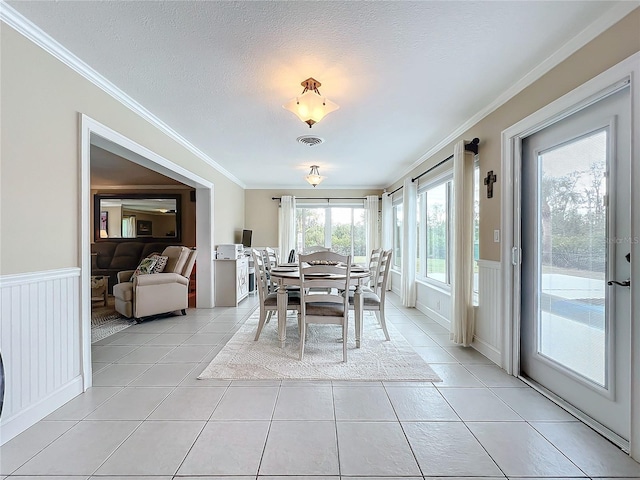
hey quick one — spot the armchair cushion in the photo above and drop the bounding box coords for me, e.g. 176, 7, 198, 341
130, 257, 158, 282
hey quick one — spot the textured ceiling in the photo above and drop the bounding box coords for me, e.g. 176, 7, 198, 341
7, 1, 625, 189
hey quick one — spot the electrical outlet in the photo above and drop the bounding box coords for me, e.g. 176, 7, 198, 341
436, 300, 441, 310
494, 229, 500, 243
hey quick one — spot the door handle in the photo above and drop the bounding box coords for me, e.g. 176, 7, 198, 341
607, 279, 631, 287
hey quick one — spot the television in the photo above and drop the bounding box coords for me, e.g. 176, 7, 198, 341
241, 229, 252, 248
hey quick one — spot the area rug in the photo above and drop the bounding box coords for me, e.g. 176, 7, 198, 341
198, 309, 441, 382
91, 299, 132, 344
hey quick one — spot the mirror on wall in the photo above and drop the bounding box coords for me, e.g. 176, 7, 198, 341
94, 193, 181, 242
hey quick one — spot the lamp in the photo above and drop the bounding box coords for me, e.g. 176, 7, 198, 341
99, 229, 108, 238
283, 78, 339, 128
305, 165, 325, 187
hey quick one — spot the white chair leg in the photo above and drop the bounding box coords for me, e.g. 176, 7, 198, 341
299, 320, 306, 360
266, 310, 273, 324
376, 306, 390, 341
342, 318, 348, 363
255, 308, 267, 341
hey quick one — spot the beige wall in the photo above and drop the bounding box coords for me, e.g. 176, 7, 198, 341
385, 8, 640, 262
1, 25, 244, 274
245, 188, 383, 247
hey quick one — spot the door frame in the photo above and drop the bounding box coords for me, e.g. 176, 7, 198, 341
79, 114, 216, 391
500, 52, 640, 460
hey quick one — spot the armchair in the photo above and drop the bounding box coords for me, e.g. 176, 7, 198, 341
113, 246, 197, 320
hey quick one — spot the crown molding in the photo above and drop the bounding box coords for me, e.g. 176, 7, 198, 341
0, 2, 246, 189
388, 1, 639, 188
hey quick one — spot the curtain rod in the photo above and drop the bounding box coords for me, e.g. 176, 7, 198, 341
272, 196, 381, 201
387, 138, 480, 196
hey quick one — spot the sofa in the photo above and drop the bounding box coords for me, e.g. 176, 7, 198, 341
91, 241, 180, 293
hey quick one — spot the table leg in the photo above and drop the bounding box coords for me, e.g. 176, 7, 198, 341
354, 284, 363, 348
277, 287, 288, 348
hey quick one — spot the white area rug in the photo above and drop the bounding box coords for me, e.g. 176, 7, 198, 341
199, 309, 441, 382
91, 300, 132, 343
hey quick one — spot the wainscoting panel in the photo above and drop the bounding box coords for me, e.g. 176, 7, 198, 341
0, 268, 83, 445
473, 260, 502, 364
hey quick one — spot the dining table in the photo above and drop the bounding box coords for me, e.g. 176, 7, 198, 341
269, 263, 371, 349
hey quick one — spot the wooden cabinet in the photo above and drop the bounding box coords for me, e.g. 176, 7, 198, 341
214, 257, 249, 306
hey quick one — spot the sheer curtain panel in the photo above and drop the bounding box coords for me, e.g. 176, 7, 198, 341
278, 195, 296, 261
382, 193, 393, 251
450, 140, 476, 346
401, 177, 417, 307
365, 195, 380, 256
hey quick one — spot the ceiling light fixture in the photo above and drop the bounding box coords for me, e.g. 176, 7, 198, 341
283, 78, 339, 128
305, 165, 325, 187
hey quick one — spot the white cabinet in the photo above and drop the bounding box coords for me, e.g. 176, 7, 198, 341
214, 257, 249, 306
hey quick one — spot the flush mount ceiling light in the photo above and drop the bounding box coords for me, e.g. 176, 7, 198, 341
283, 78, 339, 128
305, 165, 325, 187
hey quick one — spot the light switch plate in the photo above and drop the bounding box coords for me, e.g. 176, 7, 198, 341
494, 229, 500, 243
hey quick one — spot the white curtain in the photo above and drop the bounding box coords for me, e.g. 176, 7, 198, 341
450, 140, 476, 346
381, 193, 393, 251
278, 195, 296, 261
401, 177, 417, 307
365, 195, 380, 256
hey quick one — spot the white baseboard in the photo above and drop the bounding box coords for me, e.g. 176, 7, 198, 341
415, 301, 451, 330
0, 376, 83, 445
472, 335, 501, 365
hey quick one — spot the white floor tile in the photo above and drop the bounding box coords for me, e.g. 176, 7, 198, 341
403, 421, 503, 476
412, 346, 459, 363
85, 387, 172, 420
0, 421, 77, 475
259, 421, 339, 475
443, 346, 495, 364
115, 345, 174, 363
156, 344, 215, 363
94, 420, 204, 476
128, 362, 195, 386
148, 386, 227, 420
13, 421, 140, 476
385, 385, 459, 421
492, 387, 579, 422
90, 345, 137, 363
210, 385, 279, 420
103, 332, 160, 345
430, 364, 484, 387
467, 422, 584, 477
336, 422, 421, 476
438, 388, 521, 421
465, 364, 527, 387
45, 386, 122, 420
177, 421, 269, 476
532, 422, 640, 476
333, 385, 396, 421
91, 363, 151, 386
143, 332, 194, 345
272, 385, 334, 420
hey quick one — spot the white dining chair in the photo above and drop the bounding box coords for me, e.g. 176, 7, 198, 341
252, 249, 299, 341
298, 251, 352, 362
350, 249, 392, 342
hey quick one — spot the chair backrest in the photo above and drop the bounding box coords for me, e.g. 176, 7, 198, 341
367, 248, 383, 279
251, 249, 270, 303
303, 245, 330, 254
298, 251, 351, 316
161, 246, 197, 277
287, 249, 296, 263
372, 249, 392, 297
265, 247, 279, 266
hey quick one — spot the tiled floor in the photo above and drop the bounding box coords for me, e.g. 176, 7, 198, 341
1, 292, 639, 479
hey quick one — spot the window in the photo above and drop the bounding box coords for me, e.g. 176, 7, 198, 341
295, 206, 366, 263
393, 203, 403, 269
426, 182, 450, 283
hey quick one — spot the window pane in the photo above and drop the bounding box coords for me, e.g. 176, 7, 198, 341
416, 195, 422, 274
538, 130, 607, 386
296, 208, 325, 252
426, 183, 448, 282
329, 207, 366, 261
393, 204, 403, 268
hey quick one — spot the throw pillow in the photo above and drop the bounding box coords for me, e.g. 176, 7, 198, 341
150, 254, 169, 273
130, 257, 158, 282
